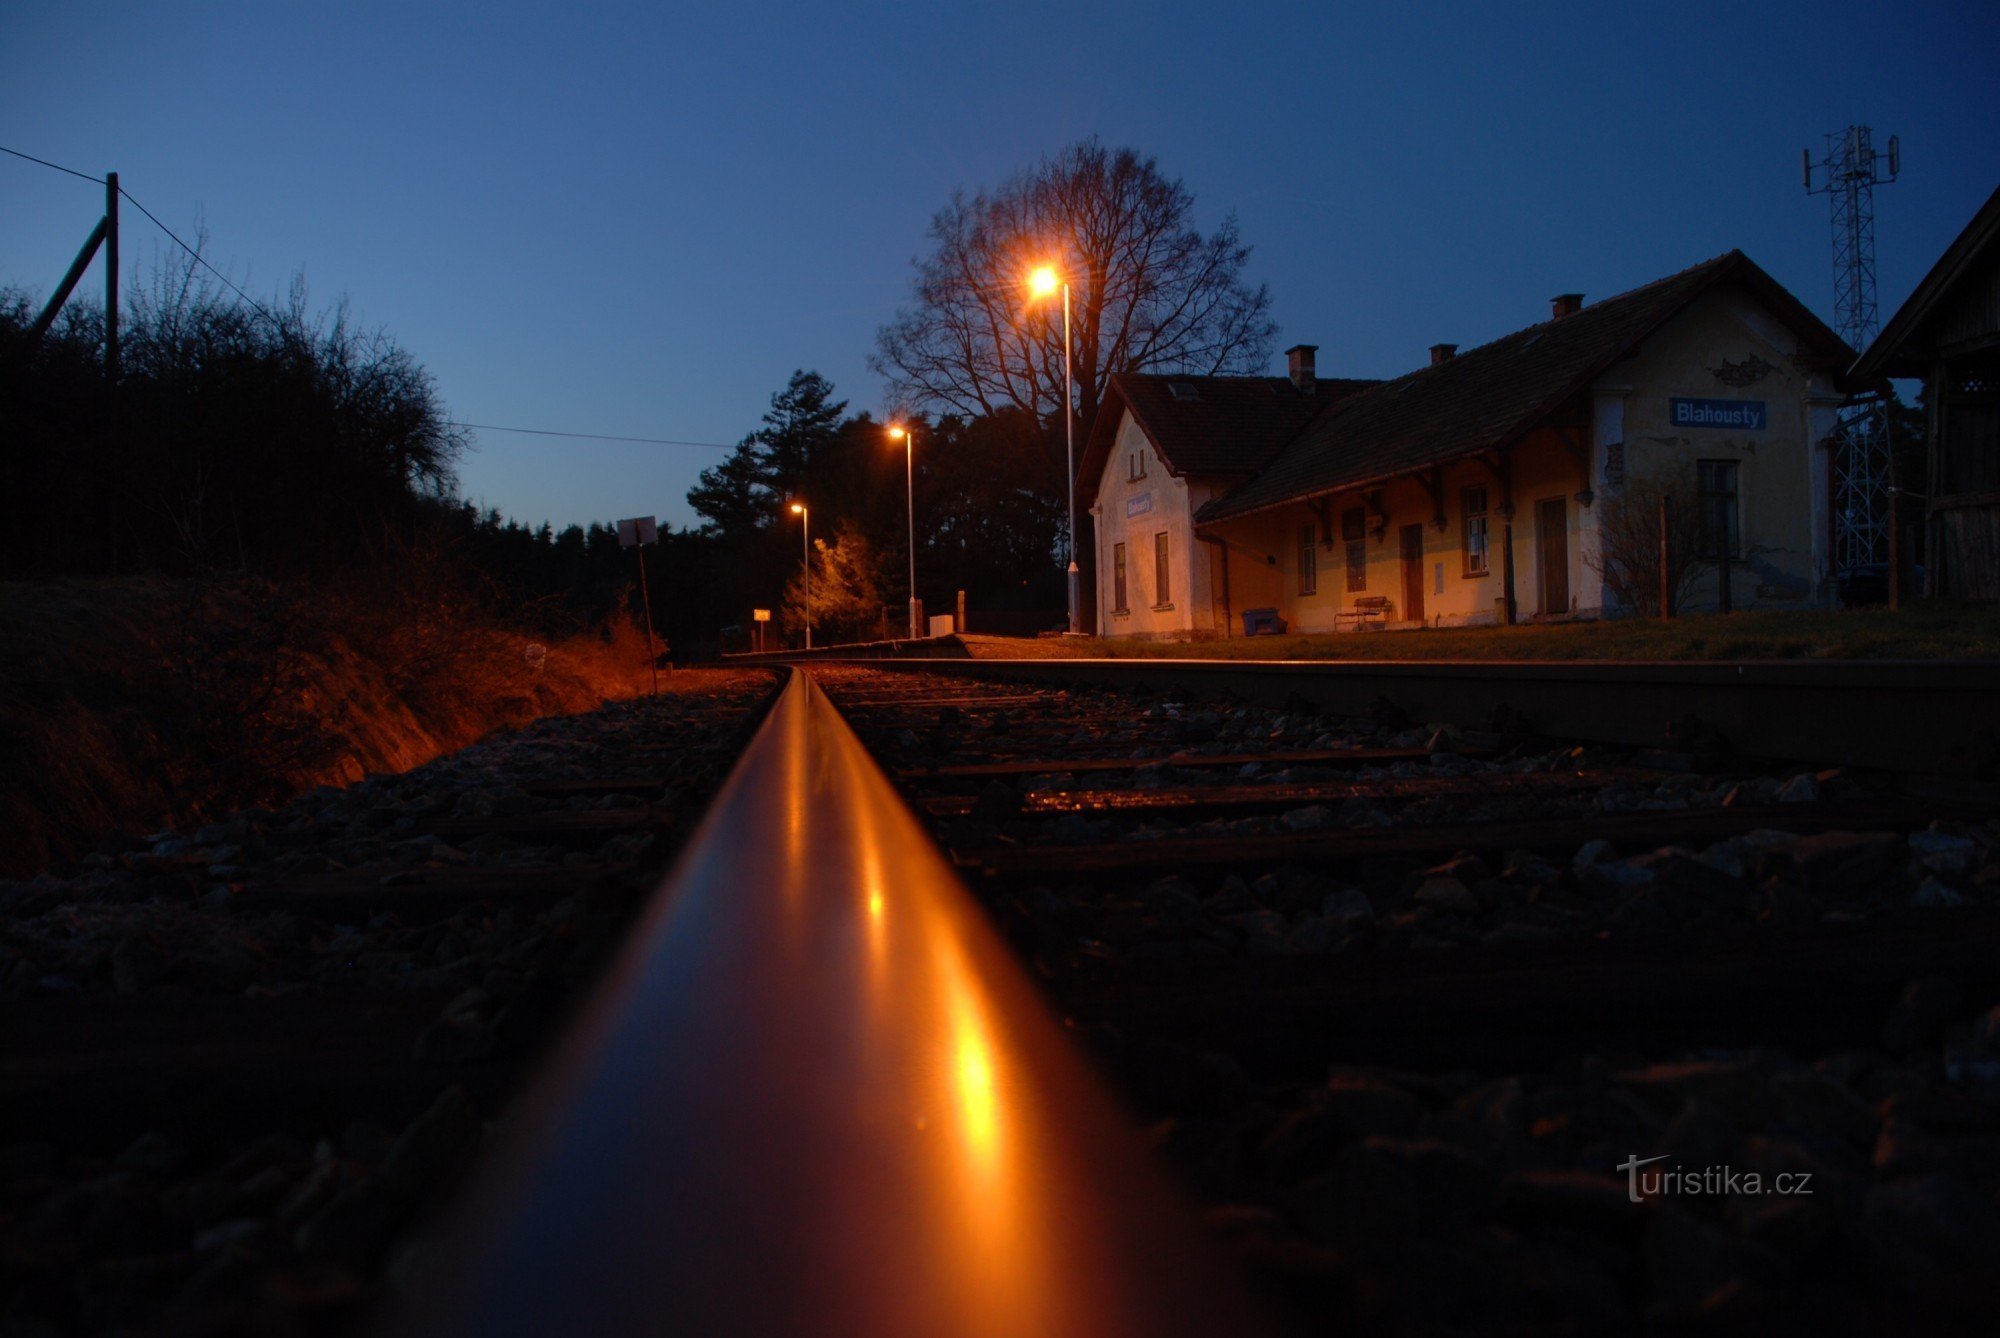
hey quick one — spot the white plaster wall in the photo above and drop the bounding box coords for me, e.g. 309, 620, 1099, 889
1092, 411, 1200, 638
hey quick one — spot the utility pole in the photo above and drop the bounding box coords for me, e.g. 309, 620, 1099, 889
105, 172, 119, 384
28, 168, 119, 360
1805, 126, 1899, 581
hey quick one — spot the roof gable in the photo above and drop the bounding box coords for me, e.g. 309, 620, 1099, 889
1079, 372, 1376, 506
1853, 181, 2000, 381
1198, 250, 1851, 525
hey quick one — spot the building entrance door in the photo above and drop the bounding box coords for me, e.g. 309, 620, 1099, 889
1399, 524, 1425, 624
1537, 497, 1569, 615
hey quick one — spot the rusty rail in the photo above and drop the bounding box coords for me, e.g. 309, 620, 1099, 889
405, 668, 1267, 1336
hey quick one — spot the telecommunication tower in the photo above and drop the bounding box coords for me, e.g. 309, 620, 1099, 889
1804, 125, 1899, 573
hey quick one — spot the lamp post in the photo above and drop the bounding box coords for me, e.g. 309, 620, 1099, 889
889, 425, 921, 639
1029, 265, 1081, 636
789, 502, 811, 650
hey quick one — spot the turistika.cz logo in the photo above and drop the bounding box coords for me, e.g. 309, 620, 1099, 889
1617, 1153, 1815, 1204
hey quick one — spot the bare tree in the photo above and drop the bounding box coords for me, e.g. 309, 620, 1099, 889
873, 140, 1276, 441
1586, 468, 1704, 617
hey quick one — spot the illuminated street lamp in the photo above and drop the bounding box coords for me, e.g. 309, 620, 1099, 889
889, 425, 921, 639
789, 501, 811, 650
1028, 264, 1080, 635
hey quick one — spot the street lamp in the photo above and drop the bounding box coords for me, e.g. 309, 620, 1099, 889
789, 501, 811, 650
1029, 264, 1081, 635
889, 425, 921, 639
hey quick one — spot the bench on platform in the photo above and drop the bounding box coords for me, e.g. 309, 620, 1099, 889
1335, 596, 1393, 631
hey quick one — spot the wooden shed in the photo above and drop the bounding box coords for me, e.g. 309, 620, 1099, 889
1854, 183, 2000, 599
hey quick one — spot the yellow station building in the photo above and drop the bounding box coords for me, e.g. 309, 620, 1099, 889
1082, 251, 1855, 638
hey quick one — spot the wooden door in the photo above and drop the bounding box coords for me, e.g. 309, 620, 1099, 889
1537, 497, 1569, 615
1399, 524, 1425, 624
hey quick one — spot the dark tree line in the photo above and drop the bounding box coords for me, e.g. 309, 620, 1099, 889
683, 370, 1065, 646
2, 262, 459, 580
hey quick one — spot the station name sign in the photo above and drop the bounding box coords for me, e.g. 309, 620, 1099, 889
1670, 398, 1765, 431
1126, 492, 1153, 517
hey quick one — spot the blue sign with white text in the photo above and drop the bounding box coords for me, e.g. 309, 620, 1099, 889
1126, 492, 1153, 517
1671, 398, 1765, 431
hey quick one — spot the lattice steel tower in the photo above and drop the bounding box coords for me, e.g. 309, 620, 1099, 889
1804, 125, 1900, 572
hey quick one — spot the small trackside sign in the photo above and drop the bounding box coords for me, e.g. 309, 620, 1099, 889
1671, 398, 1766, 431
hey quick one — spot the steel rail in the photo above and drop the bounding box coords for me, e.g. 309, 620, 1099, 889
831, 656, 2000, 774
404, 668, 1270, 1337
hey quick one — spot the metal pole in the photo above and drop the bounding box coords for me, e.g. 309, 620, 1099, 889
802, 508, 812, 651
1064, 282, 1080, 635
906, 431, 920, 640
635, 544, 659, 696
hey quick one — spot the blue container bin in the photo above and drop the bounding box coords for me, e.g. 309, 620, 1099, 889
1242, 608, 1286, 636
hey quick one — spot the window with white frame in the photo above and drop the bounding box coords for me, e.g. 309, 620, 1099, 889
1462, 486, 1490, 576
1342, 507, 1367, 592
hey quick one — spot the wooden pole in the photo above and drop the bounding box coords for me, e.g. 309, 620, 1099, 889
1716, 492, 1732, 614
28, 217, 107, 341
1659, 494, 1674, 619
104, 172, 119, 384
1889, 486, 1902, 613
1500, 514, 1517, 625
105, 171, 120, 572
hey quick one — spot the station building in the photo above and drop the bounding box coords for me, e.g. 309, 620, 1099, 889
1082, 250, 1855, 638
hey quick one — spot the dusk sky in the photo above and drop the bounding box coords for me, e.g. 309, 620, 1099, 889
6, 1, 1996, 534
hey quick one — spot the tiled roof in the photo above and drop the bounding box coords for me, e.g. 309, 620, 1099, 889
1079, 373, 1378, 501
1197, 250, 1852, 525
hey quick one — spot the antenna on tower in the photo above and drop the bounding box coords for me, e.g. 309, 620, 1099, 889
1804, 124, 1901, 581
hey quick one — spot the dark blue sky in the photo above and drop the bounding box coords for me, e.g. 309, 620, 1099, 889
6, 1, 1996, 532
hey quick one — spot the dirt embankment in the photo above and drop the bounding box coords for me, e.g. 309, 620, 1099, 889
0, 578, 659, 877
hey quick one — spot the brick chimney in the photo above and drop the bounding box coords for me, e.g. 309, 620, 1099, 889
1550, 293, 1584, 319
1285, 344, 1318, 393
1429, 343, 1457, 366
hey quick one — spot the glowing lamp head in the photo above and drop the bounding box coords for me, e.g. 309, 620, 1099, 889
1028, 266, 1061, 298
789, 502, 805, 515
888, 425, 906, 440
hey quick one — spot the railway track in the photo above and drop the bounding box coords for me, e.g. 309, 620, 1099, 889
803, 661, 2000, 1334
13, 655, 2000, 1335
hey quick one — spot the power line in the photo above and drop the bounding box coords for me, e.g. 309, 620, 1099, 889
118, 186, 271, 316
451, 421, 736, 450
2, 142, 272, 315
0, 143, 103, 184
6, 143, 744, 454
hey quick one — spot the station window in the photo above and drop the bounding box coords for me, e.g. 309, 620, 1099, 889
1342, 507, 1367, 592
1463, 486, 1490, 576
1696, 460, 1740, 559
1129, 451, 1147, 481
1154, 531, 1171, 607
1112, 543, 1129, 613
1298, 523, 1318, 595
